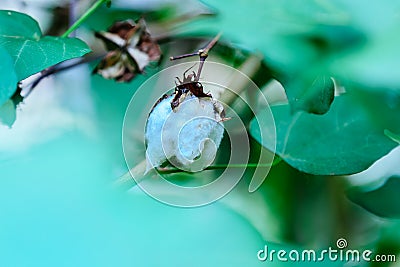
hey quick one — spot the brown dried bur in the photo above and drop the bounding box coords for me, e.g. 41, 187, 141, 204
171, 66, 211, 110
93, 19, 161, 82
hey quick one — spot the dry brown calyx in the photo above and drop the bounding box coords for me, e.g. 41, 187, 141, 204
93, 18, 161, 82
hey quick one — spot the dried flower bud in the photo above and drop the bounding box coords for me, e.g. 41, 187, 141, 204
93, 19, 161, 82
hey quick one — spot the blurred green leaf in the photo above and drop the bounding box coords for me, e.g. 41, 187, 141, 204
182, 0, 400, 113
0, 88, 23, 127
327, 1, 400, 89
385, 129, 400, 144
0, 99, 16, 127
348, 85, 400, 134
249, 95, 397, 175
284, 75, 335, 114
347, 176, 400, 218
84, 0, 209, 32
372, 222, 400, 266
180, 0, 316, 74
0, 46, 17, 106
0, 10, 91, 81
332, 31, 400, 89
177, 0, 352, 116
181, 0, 365, 74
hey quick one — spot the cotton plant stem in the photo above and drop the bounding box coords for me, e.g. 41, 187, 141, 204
169, 33, 261, 102
157, 158, 282, 175
219, 52, 264, 106
170, 32, 222, 82
114, 159, 148, 189
196, 32, 221, 81
169, 52, 199, 61
169, 33, 221, 61
202, 32, 222, 55
22, 54, 105, 97
62, 0, 110, 38
116, 157, 282, 188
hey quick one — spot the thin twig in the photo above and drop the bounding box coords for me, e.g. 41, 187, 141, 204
156, 157, 282, 175
115, 157, 282, 188
196, 32, 221, 81
169, 52, 199, 61
201, 32, 222, 55
170, 32, 222, 81
22, 54, 105, 97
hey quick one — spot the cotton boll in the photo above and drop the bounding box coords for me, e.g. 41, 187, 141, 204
145, 95, 173, 169
145, 94, 225, 172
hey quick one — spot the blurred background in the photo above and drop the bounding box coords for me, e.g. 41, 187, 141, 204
0, 0, 400, 266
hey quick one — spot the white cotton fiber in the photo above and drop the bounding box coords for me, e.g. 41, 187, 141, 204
145, 94, 225, 172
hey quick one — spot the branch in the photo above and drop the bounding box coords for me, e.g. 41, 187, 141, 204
61, 0, 111, 38
169, 32, 222, 81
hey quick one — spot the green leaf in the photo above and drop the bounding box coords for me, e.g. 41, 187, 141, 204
347, 176, 400, 218
181, 0, 365, 74
385, 129, 400, 144
180, 0, 314, 74
0, 87, 23, 127
0, 99, 17, 128
332, 31, 400, 89
0, 46, 18, 106
347, 85, 400, 134
327, 0, 400, 89
0, 10, 91, 81
284, 75, 335, 115
249, 95, 397, 175
182, 0, 400, 97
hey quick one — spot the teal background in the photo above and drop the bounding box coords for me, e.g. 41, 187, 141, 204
0, 70, 271, 267
2, 0, 400, 265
